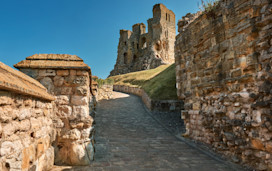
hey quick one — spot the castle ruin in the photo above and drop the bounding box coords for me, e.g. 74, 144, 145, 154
110, 4, 176, 76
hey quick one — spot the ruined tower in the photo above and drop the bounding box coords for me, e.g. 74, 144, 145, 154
110, 4, 176, 76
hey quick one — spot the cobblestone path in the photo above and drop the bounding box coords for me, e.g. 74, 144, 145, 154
52, 92, 244, 171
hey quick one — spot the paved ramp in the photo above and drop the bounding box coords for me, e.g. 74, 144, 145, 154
52, 92, 243, 171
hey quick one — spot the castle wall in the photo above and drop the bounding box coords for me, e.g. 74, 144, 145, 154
175, 0, 272, 170
110, 4, 176, 76
0, 62, 55, 171
14, 54, 96, 166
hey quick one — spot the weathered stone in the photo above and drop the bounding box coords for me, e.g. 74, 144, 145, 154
72, 106, 89, 118
39, 69, 56, 77
57, 70, 69, 76
30, 117, 41, 131
53, 76, 64, 86
18, 108, 32, 120
3, 122, 16, 137
0, 93, 13, 105
76, 86, 88, 96
0, 141, 13, 156
56, 105, 72, 118
18, 119, 31, 131
55, 95, 69, 105
40, 77, 54, 93
71, 96, 88, 106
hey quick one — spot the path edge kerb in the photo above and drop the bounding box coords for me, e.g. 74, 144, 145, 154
140, 95, 250, 171
113, 84, 182, 112
113, 89, 248, 171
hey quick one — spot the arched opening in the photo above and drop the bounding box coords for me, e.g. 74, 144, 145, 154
141, 37, 147, 49
123, 53, 128, 64
166, 13, 168, 20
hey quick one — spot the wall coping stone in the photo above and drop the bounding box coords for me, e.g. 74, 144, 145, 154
14, 54, 90, 71
0, 62, 54, 101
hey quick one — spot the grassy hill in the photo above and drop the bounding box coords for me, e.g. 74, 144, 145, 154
108, 64, 178, 100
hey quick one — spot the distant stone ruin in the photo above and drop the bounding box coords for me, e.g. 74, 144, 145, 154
110, 4, 176, 76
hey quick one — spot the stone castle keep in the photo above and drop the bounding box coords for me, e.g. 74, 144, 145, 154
110, 4, 176, 76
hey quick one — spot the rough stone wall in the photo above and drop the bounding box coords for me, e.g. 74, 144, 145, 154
110, 3, 176, 76
113, 85, 183, 111
15, 54, 95, 166
97, 85, 113, 101
0, 62, 55, 171
175, 0, 272, 170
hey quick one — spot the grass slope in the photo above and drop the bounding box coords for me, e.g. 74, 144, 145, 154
109, 64, 177, 100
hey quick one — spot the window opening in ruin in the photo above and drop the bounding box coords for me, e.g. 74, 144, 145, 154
166, 13, 168, 20
155, 42, 161, 51
141, 37, 147, 49
124, 41, 127, 45
133, 55, 137, 62
124, 52, 128, 64
137, 43, 139, 49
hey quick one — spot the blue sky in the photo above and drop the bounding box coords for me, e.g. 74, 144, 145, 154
0, 0, 199, 78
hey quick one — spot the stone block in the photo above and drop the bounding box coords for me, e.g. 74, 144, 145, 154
20, 69, 39, 78
76, 86, 88, 96
71, 96, 88, 106
0, 92, 13, 105
77, 70, 89, 76
73, 106, 89, 118
3, 122, 16, 137
39, 69, 56, 77
55, 95, 70, 105
0, 141, 13, 156
70, 70, 77, 75
30, 117, 41, 131
60, 87, 73, 95
56, 105, 72, 118
53, 76, 64, 86
18, 108, 32, 121
18, 119, 31, 131
57, 70, 69, 76
251, 138, 265, 150
40, 77, 54, 93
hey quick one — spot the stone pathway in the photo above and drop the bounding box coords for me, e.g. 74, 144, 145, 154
52, 92, 245, 171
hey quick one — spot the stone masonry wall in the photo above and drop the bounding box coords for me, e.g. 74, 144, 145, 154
110, 4, 176, 76
0, 62, 56, 171
15, 54, 95, 166
0, 91, 55, 171
175, 0, 272, 170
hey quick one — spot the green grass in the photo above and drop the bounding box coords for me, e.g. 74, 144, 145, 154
109, 64, 178, 100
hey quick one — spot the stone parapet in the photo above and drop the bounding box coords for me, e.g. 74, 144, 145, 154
113, 85, 183, 112
15, 54, 95, 166
0, 62, 55, 171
